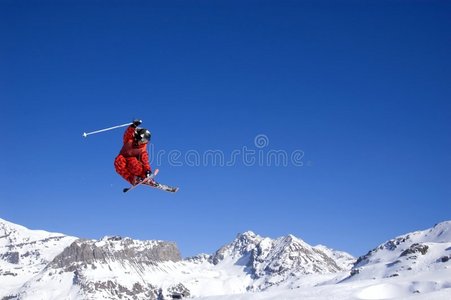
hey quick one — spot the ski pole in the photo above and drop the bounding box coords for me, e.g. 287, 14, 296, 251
82, 122, 132, 138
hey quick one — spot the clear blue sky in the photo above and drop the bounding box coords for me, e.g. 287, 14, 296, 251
1, 0, 450, 258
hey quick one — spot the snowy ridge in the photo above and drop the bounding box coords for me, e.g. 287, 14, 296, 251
48, 235, 181, 271
0, 218, 77, 299
348, 220, 451, 281
1, 218, 451, 299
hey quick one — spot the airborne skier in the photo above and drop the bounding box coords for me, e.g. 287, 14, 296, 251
114, 119, 154, 185
83, 119, 178, 193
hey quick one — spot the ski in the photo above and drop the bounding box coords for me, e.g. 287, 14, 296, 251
123, 169, 159, 193
148, 181, 179, 193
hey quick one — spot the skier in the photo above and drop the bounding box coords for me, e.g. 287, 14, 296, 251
114, 119, 153, 185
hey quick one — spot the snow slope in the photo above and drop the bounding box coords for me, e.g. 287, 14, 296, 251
348, 221, 451, 281
194, 269, 451, 300
0, 218, 77, 299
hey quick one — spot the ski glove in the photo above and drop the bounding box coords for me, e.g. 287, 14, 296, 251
132, 119, 142, 127
145, 170, 152, 178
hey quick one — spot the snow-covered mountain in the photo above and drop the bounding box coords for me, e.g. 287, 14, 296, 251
0, 218, 352, 299
347, 221, 451, 281
209, 231, 354, 291
0, 218, 77, 298
24, 240, 181, 299
1, 217, 451, 300
1, 227, 184, 300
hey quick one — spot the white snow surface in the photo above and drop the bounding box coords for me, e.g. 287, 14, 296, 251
1, 218, 451, 299
195, 269, 451, 300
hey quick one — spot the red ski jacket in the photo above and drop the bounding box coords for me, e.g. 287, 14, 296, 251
119, 126, 151, 172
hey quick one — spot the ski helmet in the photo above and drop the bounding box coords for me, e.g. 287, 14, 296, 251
134, 128, 151, 143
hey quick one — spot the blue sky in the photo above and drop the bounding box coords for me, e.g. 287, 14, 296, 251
1, 0, 450, 258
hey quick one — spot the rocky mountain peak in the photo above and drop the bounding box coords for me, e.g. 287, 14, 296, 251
210, 231, 262, 265
234, 231, 261, 248
237, 230, 258, 239
207, 230, 354, 291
